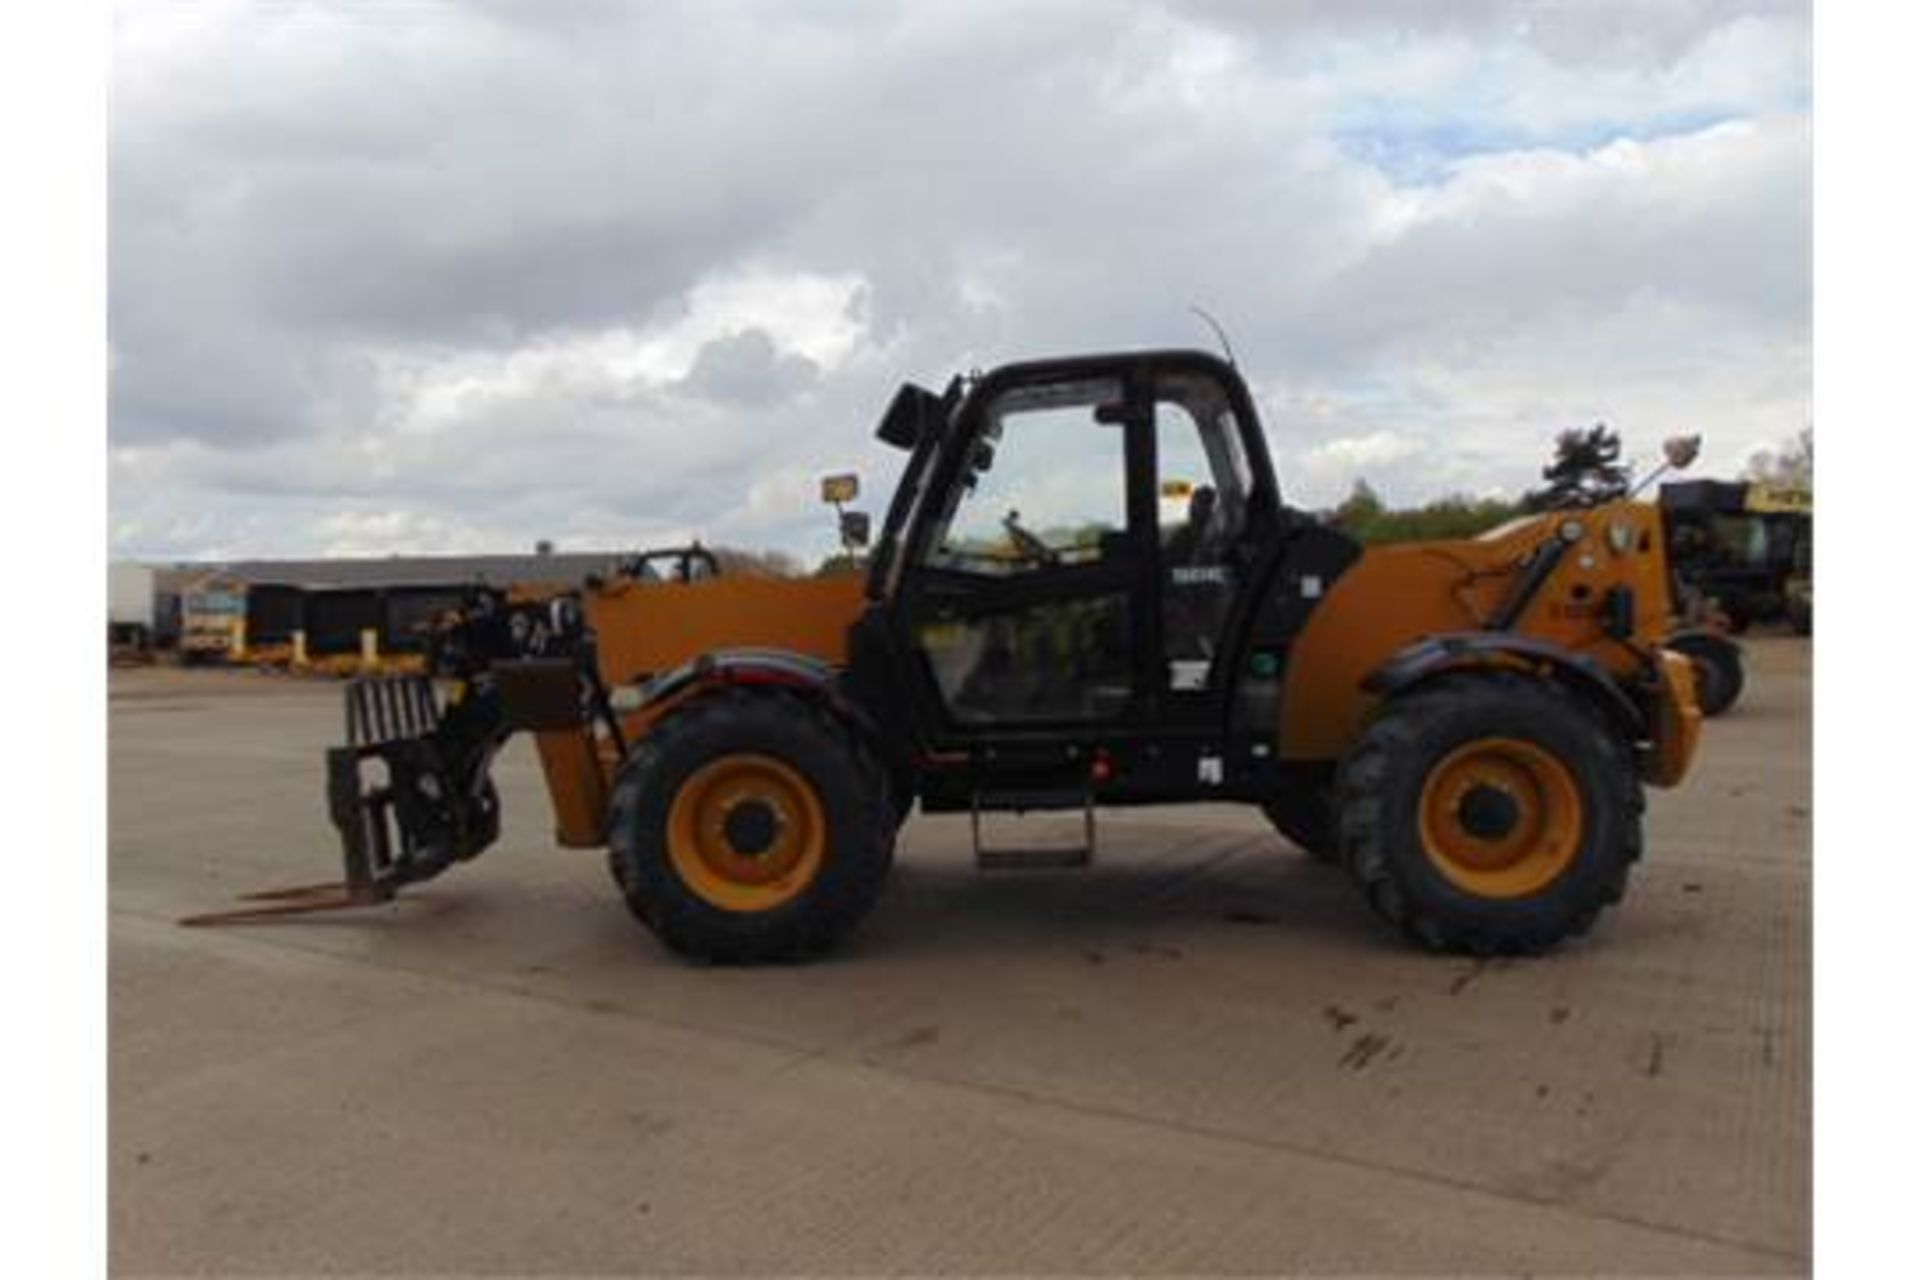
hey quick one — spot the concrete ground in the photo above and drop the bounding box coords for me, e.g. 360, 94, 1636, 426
110, 640, 1810, 1276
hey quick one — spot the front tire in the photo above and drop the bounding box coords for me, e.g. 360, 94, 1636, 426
1334, 673, 1642, 955
1667, 632, 1744, 717
607, 691, 894, 963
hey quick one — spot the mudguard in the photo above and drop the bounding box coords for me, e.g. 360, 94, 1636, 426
1364, 631, 1647, 741
638, 646, 840, 707
633, 647, 906, 808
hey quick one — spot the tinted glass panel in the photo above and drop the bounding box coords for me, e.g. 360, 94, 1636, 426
918, 594, 1132, 724
925, 377, 1127, 577
1156, 373, 1248, 691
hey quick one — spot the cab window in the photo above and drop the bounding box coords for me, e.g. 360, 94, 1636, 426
924, 377, 1128, 576
1156, 372, 1250, 689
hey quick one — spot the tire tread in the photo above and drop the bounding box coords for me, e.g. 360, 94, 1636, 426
606, 689, 895, 964
1334, 670, 1642, 955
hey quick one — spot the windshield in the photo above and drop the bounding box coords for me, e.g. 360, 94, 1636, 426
921, 376, 1127, 576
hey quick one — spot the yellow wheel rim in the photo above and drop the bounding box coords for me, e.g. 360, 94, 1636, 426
666, 754, 826, 913
1417, 737, 1585, 899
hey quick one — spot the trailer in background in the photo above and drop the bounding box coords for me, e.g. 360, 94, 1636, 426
1660, 479, 1812, 633
109, 561, 156, 661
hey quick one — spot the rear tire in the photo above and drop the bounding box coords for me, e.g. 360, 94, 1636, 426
607, 691, 894, 963
1667, 632, 1744, 717
1334, 672, 1642, 955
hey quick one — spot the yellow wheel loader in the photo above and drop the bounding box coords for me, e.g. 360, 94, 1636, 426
187, 350, 1704, 959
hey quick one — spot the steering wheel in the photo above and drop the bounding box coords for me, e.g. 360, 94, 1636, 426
1002, 510, 1061, 568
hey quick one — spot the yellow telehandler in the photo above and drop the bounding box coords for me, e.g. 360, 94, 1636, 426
188, 350, 1704, 960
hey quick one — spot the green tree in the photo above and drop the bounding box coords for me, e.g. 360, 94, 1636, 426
1363, 494, 1523, 544
1331, 479, 1386, 538
814, 553, 864, 577
710, 546, 803, 578
1524, 424, 1631, 511
1745, 427, 1813, 492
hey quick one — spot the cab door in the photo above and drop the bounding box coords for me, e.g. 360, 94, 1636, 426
894, 369, 1154, 742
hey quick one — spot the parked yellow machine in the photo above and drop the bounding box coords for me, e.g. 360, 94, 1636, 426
177, 575, 247, 665
190, 350, 1704, 963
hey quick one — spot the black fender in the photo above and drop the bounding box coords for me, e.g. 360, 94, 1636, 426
1364, 632, 1647, 741
639, 646, 840, 705
634, 647, 905, 806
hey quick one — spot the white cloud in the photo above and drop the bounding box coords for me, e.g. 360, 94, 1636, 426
107, 0, 1809, 565
310, 508, 497, 559
1307, 430, 1425, 470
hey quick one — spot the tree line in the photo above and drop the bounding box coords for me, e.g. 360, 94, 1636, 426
1329, 422, 1810, 545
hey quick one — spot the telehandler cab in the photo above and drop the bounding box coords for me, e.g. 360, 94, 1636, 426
186, 349, 1705, 960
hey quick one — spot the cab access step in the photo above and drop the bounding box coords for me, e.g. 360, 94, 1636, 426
970, 787, 1096, 870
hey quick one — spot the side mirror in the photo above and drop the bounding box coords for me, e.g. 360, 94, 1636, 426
971, 441, 996, 474
839, 510, 871, 549
1662, 435, 1702, 471
876, 383, 942, 450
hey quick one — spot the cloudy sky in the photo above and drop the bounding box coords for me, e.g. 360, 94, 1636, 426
108, 0, 1810, 565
